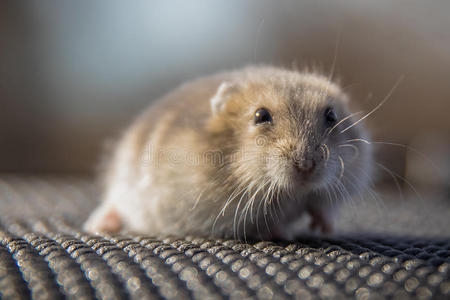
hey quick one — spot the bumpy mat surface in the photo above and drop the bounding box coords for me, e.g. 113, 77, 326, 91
0, 176, 449, 299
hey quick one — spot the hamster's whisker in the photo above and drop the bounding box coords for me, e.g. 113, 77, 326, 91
263, 182, 272, 217
317, 32, 342, 105
265, 181, 278, 224
248, 181, 263, 226
213, 178, 251, 235
278, 185, 286, 218
261, 181, 273, 235
246, 178, 270, 238
323, 144, 330, 164
320, 144, 330, 167
338, 155, 345, 180
344, 138, 444, 177
191, 189, 205, 211
272, 179, 285, 219
334, 176, 356, 212
262, 182, 271, 219
321, 182, 333, 207
269, 182, 281, 221
327, 30, 340, 85
221, 182, 248, 216
241, 191, 253, 242
255, 188, 264, 240
355, 166, 383, 206
374, 162, 424, 202
340, 75, 404, 134
346, 168, 385, 212
327, 177, 341, 206
320, 145, 326, 162
333, 178, 357, 219
372, 141, 441, 176
335, 178, 351, 204
338, 144, 359, 162
255, 183, 272, 239
343, 138, 371, 144
233, 185, 252, 240
325, 111, 363, 137
239, 185, 255, 242
192, 167, 232, 211
329, 179, 345, 208
241, 179, 269, 240
343, 170, 365, 201
352, 167, 387, 217
375, 160, 404, 201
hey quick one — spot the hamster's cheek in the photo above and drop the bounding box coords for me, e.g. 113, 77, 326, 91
265, 155, 288, 178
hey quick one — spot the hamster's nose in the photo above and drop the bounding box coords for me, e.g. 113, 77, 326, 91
294, 159, 316, 175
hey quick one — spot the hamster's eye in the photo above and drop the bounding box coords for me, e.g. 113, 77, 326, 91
324, 107, 337, 126
254, 108, 272, 124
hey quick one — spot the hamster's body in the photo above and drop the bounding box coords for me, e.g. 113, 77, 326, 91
84, 66, 373, 240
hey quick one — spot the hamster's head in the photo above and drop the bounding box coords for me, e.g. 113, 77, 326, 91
208, 67, 372, 198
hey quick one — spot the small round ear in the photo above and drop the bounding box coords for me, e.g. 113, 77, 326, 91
210, 82, 237, 115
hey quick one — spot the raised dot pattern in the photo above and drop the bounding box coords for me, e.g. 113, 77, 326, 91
0, 177, 448, 299
0, 225, 448, 299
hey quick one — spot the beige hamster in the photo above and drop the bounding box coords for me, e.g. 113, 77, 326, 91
84, 65, 373, 240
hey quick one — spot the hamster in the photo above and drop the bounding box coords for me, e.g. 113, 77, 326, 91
84, 65, 373, 240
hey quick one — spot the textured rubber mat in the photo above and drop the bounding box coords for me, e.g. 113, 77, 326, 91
0, 176, 449, 299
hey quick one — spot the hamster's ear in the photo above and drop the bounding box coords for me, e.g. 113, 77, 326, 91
210, 82, 237, 115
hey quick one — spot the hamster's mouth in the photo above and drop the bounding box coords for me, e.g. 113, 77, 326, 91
296, 174, 319, 187
291, 164, 325, 188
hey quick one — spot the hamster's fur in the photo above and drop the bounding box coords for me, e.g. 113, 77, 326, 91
84, 66, 373, 240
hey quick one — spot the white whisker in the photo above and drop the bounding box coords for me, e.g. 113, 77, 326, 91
373, 161, 404, 201
233, 188, 249, 240
372, 141, 441, 176
322, 144, 330, 165
338, 155, 345, 180
241, 179, 269, 240
345, 138, 443, 177
340, 75, 404, 133
375, 162, 423, 201
338, 144, 360, 162
344, 138, 371, 145
326, 111, 363, 137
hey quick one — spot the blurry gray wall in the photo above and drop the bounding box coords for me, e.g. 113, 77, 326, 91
1, 1, 449, 190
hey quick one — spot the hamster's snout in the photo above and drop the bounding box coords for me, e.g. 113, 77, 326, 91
293, 157, 316, 175
291, 144, 323, 180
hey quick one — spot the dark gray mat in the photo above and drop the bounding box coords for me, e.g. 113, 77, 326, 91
0, 176, 449, 299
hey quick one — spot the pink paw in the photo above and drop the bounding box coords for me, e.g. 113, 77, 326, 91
84, 206, 123, 234
308, 207, 333, 234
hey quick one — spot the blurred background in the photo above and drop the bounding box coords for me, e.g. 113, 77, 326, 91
1, 0, 449, 197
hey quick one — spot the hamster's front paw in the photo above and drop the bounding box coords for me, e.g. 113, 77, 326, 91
84, 203, 123, 234
307, 206, 333, 234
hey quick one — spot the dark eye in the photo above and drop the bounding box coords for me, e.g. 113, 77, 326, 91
254, 108, 272, 124
324, 107, 337, 126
